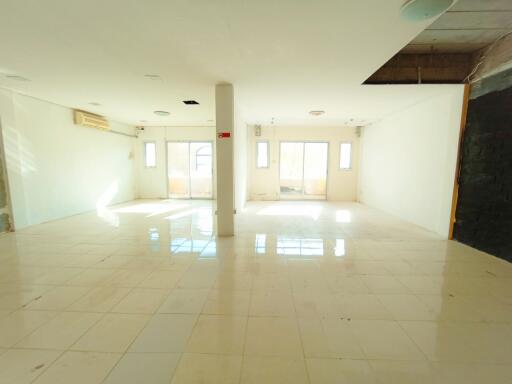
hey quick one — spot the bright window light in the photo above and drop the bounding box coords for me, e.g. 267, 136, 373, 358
336, 210, 351, 223
335, 239, 346, 257
339, 143, 352, 169
115, 202, 187, 216
148, 227, 160, 241
144, 142, 157, 167
255, 234, 266, 254
256, 141, 269, 168
200, 241, 217, 258
276, 237, 324, 257
257, 204, 323, 220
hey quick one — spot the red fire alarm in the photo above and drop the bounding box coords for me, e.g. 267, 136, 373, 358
218, 132, 231, 138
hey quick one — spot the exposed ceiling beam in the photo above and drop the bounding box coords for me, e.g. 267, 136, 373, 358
364, 53, 474, 84
467, 32, 512, 82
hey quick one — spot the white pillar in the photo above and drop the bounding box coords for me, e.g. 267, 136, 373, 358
215, 84, 235, 236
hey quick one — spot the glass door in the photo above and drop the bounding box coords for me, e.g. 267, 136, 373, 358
167, 141, 213, 199
189, 142, 213, 199
303, 142, 328, 197
167, 142, 190, 198
279, 142, 304, 196
279, 142, 328, 200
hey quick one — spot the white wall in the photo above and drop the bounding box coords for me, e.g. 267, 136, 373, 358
358, 85, 464, 237
0, 89, 136, 229
234, 107, 248, 211
135, 126, 216, 199
247, 125, 359, 201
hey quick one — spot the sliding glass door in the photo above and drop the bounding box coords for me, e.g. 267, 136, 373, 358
167, 141, 213, 199
189, 142, 213, 199
303, 142, 328, 198
279, 142, 328, 199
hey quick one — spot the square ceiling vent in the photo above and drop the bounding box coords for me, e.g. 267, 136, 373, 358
183, 100, 199, 105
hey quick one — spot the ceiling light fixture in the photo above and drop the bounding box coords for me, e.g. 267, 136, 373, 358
309, 110, 325, 116
153, 110, 170, 116
400, 0, 456, 22
5, 74, 30, 82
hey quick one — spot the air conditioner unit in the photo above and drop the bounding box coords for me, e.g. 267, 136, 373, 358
73, 110, 110, 131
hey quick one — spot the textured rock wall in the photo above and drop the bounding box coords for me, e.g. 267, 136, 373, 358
454, 68, 512, 261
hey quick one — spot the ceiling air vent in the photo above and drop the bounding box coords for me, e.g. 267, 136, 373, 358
183, 100, 199, 105
73, 110, 110, 131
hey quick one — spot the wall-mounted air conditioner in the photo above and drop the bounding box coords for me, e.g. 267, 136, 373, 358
73, 110, 110, 131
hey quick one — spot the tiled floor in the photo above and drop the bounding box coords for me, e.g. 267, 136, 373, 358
0, 199, 511, 383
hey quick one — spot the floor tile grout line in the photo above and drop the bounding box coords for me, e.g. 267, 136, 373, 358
232, 273, 256, 384
27, 349, 67, 384
96, 311, 155, 384
288, 266, 312, 384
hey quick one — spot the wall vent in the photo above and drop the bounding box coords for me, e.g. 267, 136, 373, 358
73, 110, 110, 131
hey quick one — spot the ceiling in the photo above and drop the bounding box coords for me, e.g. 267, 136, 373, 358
404, 0, 512, 53
0, 0, 446, 126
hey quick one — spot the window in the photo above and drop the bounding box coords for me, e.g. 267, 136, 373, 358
256, 141, 269, 168
195, 144, 213, 173
339, 142, 352, 169
144, 142, 156, 167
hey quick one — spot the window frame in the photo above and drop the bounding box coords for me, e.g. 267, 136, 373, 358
339, 142, 352, 170
256, 140, 270, 169
194, 144, 213, 172
144, 141, 157, 168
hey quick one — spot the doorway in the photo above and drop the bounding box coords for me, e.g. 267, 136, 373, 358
167, 141, 213, 199
279, 142, 328, 199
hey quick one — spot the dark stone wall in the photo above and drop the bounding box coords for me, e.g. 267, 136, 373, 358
454, 70, 512, 262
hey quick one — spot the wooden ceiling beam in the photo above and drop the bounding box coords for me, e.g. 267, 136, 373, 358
364, 53, 474, 84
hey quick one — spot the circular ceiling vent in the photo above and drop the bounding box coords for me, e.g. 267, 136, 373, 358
400, 0, 456, 21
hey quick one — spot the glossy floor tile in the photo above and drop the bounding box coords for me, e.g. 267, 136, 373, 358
0, 349, 61, 383
0, 199, 511, 383
32, 351, 121, 384
103, 353, 180, 384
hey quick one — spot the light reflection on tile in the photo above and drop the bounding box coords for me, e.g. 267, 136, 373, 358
1, 200, 511, 383
276, 237, 324, 257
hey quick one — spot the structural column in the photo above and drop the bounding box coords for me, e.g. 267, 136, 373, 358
215, 83, 235, 236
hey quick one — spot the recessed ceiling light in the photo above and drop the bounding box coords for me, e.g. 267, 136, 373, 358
183, 100, 199, 105
5, 74, 30, 82
89, 102, 101, 106
400, 0, 455, 22
309, 110, 325, 116
144, 74, 161, 79
153, 110, 170, 116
